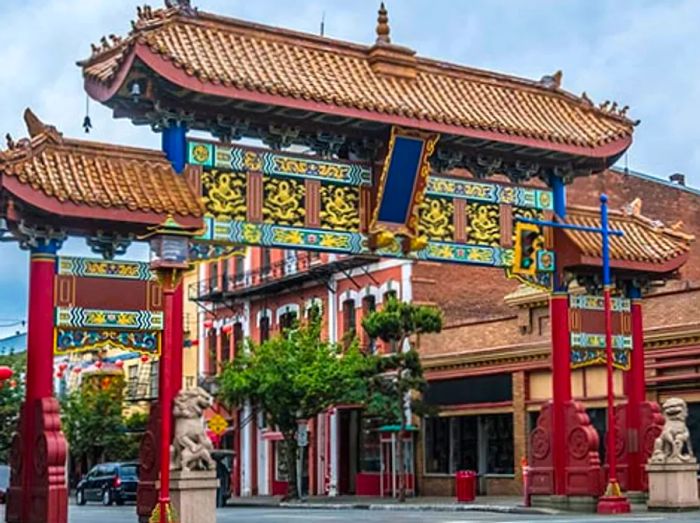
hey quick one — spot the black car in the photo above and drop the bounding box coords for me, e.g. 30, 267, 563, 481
76, 462, 139, 506
0, 464, 9, 504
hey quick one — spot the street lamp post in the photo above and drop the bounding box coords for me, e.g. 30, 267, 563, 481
516, 194, 630, 511
596, 195, 632, 514
149, 232, 191, 523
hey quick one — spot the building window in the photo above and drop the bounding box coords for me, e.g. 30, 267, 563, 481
221, 329, 231, 364
207, 329, 217, 375
222, 259, 229, 290
149, 361, 159, 399
279, 310, 297, 332
127, 365, 138, 399
383, 289, 397, 303
210, 262, 219, 292
361, 295, 377, 351
234, 255, 245, 285
260, 316, 270, 343
261, 248, 271, 280
343, 299, 356, 337
424, 414, 514, 475
425, 416, 450, 474
233, 322, 244, 354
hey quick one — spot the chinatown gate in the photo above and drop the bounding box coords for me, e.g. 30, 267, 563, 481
0, 2, 691, 522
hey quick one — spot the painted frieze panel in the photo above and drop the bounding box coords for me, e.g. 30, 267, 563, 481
55, 329, 159, 356
569, 294, 632, 370
55, 307, 164, 331
465, 202, 500, 246
57, 256, 153, 281
417, 196, 454, 242
188, 135, 555, 275
320, 184, 361, 232
201, 169, 247, 220
263, 176, 306, 227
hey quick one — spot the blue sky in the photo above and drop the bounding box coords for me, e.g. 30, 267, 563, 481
0, 0, 699, 328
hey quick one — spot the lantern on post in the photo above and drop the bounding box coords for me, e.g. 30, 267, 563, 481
145, 218, 194, 523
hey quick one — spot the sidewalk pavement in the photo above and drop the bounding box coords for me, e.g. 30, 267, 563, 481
226, 495, 559, 514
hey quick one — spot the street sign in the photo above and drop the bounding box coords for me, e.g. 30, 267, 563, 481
207, 414, 228, 436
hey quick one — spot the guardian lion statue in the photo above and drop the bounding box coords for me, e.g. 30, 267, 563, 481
171, 387, 216, 471
650, 397, 695, 464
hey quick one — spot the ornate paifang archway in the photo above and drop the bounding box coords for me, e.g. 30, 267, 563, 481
0, 1, 692, 522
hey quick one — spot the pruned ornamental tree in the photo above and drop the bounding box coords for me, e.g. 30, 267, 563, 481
217, 310, 370, 499
61, 373, 128, 480
362, 298, 443, 502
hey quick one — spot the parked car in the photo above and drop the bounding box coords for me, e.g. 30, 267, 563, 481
75, 462, 139, 506
0, 464, 9, 504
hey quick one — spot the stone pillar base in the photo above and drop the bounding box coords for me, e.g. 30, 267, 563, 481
647, 462, 700, 511
530, 494, 598, 512
170, 469, 219, 523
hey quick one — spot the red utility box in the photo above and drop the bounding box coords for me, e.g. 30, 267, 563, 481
455, 470, 476, 502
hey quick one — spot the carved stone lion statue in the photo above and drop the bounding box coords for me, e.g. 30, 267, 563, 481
171, 387, 216, 471
650, 397, 695, 464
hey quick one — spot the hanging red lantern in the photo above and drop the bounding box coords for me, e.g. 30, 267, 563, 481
0, 366, 13, 381
73, 367, 82, 374
94, 360, 103, 370
222, 323, 233, 334
203, 319, 214, 329
56, 371, 64, 379
115, 360, 124, 369
59, 362, 68, 371
140, 354, 150, 363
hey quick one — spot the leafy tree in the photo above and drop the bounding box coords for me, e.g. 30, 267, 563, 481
0, 353, 25, 463
61, 373, 128, 477
362, 298, 442, 502
217, 311, 371, 499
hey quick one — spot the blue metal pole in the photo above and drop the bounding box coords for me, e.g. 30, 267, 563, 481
161, 122, 188, 174
601, 194, 611, 287
550, 174, 567, 219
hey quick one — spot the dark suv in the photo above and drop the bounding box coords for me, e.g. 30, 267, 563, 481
76, 462, 139, 506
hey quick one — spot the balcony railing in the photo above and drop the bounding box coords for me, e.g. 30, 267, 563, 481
190, 252, 377, 303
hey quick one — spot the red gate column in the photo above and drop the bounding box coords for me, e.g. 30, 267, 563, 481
6, 242, 68, 523
172, 282, 184, 396
550, 292, 572, 496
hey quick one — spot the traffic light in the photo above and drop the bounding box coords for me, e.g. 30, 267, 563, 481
513, 222, 542, 276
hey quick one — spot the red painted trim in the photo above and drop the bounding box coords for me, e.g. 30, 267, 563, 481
646, 372, 700, 384
576, 253, 690, 275
82, 50, 136, 103
86, 44, 632, 161
438, 401, 512, 412
425, 359, 548, 380
3, 176, 202, 228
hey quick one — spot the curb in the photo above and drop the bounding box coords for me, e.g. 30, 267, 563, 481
276, 502, 558, 514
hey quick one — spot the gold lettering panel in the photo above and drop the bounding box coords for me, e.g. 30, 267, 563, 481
466, 202, 500, 246
201, 169, 247, 220
418, 196, 454, 242
262, 176, 306, 227
320, 185, 360, 232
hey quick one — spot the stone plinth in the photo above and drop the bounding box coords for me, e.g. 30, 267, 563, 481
170, 469, 219, 523
647, 462, 700, 511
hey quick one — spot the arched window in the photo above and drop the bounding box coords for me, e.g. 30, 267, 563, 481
259, 316, 270, 343
221, 326, 231, 363
361, 295, 377, 352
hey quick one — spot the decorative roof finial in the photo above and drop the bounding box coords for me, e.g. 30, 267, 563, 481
376, 2, 391, 45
